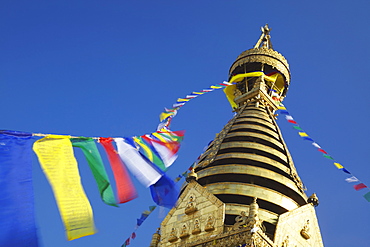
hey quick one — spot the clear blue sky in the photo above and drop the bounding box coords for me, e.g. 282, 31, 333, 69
1, 1, 370, 246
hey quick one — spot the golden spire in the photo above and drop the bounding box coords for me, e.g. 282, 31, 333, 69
254, 24, 273, 50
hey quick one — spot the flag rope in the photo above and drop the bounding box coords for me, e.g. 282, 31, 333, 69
278, 104, 370, 201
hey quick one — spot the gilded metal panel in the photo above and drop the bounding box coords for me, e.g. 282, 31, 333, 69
219, 142, 288, 163
230, 124, 280, 139
205, 182, 299, 211
234, 117, 277, 131
211, 153, 290, 174
197, 165, 305, 198
225, 132, 285, 150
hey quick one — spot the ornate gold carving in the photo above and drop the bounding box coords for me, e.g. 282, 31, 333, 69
185, 195, 197, 215
300, 220, 311, 239
233, 211, 248, 230
281, 235, 289, 247
168, 228, 178, 243
204, 215, 215, 232
179, 224, 190, 239
192, 219, 201, 235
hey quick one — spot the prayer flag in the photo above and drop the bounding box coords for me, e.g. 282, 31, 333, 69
293, 126, 303, 130
33, 135, 95, 240
72, 138, 117, 207
298, 132, 308, 137
288, 120, 297, 124
323, 154, 334, 160
341, 168, 351, 174
345, 176, 359, 183
312, 142, 321, 149
134, 136, 167, 171
303, 137, 314, 141
131, 232, 136, 239
354, 183, 367, 191
317, 149, 328, 154
0, 131, 39, 247
149, 206, 157, 212
176, 98, 190, 102
115, 138, 162, 187
99, 138, 137, 204
280, 110, 289, 115
363, 192, 370, 202
285, 115, 294, 120
334, 162, 344, 169
150, 174, 179, 208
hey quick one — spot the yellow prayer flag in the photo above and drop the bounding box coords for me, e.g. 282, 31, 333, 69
33, 135, 96, 240
177, 98, 190, 102
334, 162, 344, 169
298, 132, 308, 137
160, 112, 174, 122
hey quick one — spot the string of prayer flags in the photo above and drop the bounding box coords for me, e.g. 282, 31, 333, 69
158, 71, 280, 129
278, 104, 370, 202
99, 137, 138, 204
33, 135, 96, 240
72, 138, 118, 207
158, 79, 234, 129
0, 131, 39, 247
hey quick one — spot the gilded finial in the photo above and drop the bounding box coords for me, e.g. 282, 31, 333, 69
254, 24, 273, 50
186, 168, 198, 182
307, 193, 319, 207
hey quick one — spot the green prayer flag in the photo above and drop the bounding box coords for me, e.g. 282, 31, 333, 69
323, 154, 334, 160
72, 138, 117, 207
293, 126, 302, 130
149, 206, 156, 212
363, 192, 370, 202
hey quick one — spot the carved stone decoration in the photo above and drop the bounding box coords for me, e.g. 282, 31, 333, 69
184, 195, 197, 215
179, 224, 190, 239
192, 219, 201, 235
300, 220, 311, 239
168, 228, 178, 243
233, 211, 248, 230
204, 214, 215, 232
281, 235, 289, 247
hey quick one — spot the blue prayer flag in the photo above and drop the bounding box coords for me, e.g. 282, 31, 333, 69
150, 174, 179, 208
0, 130, 39, 247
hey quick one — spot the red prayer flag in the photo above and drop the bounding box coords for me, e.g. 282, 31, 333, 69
99, 138, 137, 203
317, 149, 328, 154
287, 120, 297, 124
125, 238, 130, 245
354, 183, 367, 191
131, 232, 136, 239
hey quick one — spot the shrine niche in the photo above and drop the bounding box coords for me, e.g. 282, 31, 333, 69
192, 219, 201, 235
179, 224, 190, 239
185, 195, 197, 215
168, 228, 178, 243
204, 214, 215, 232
